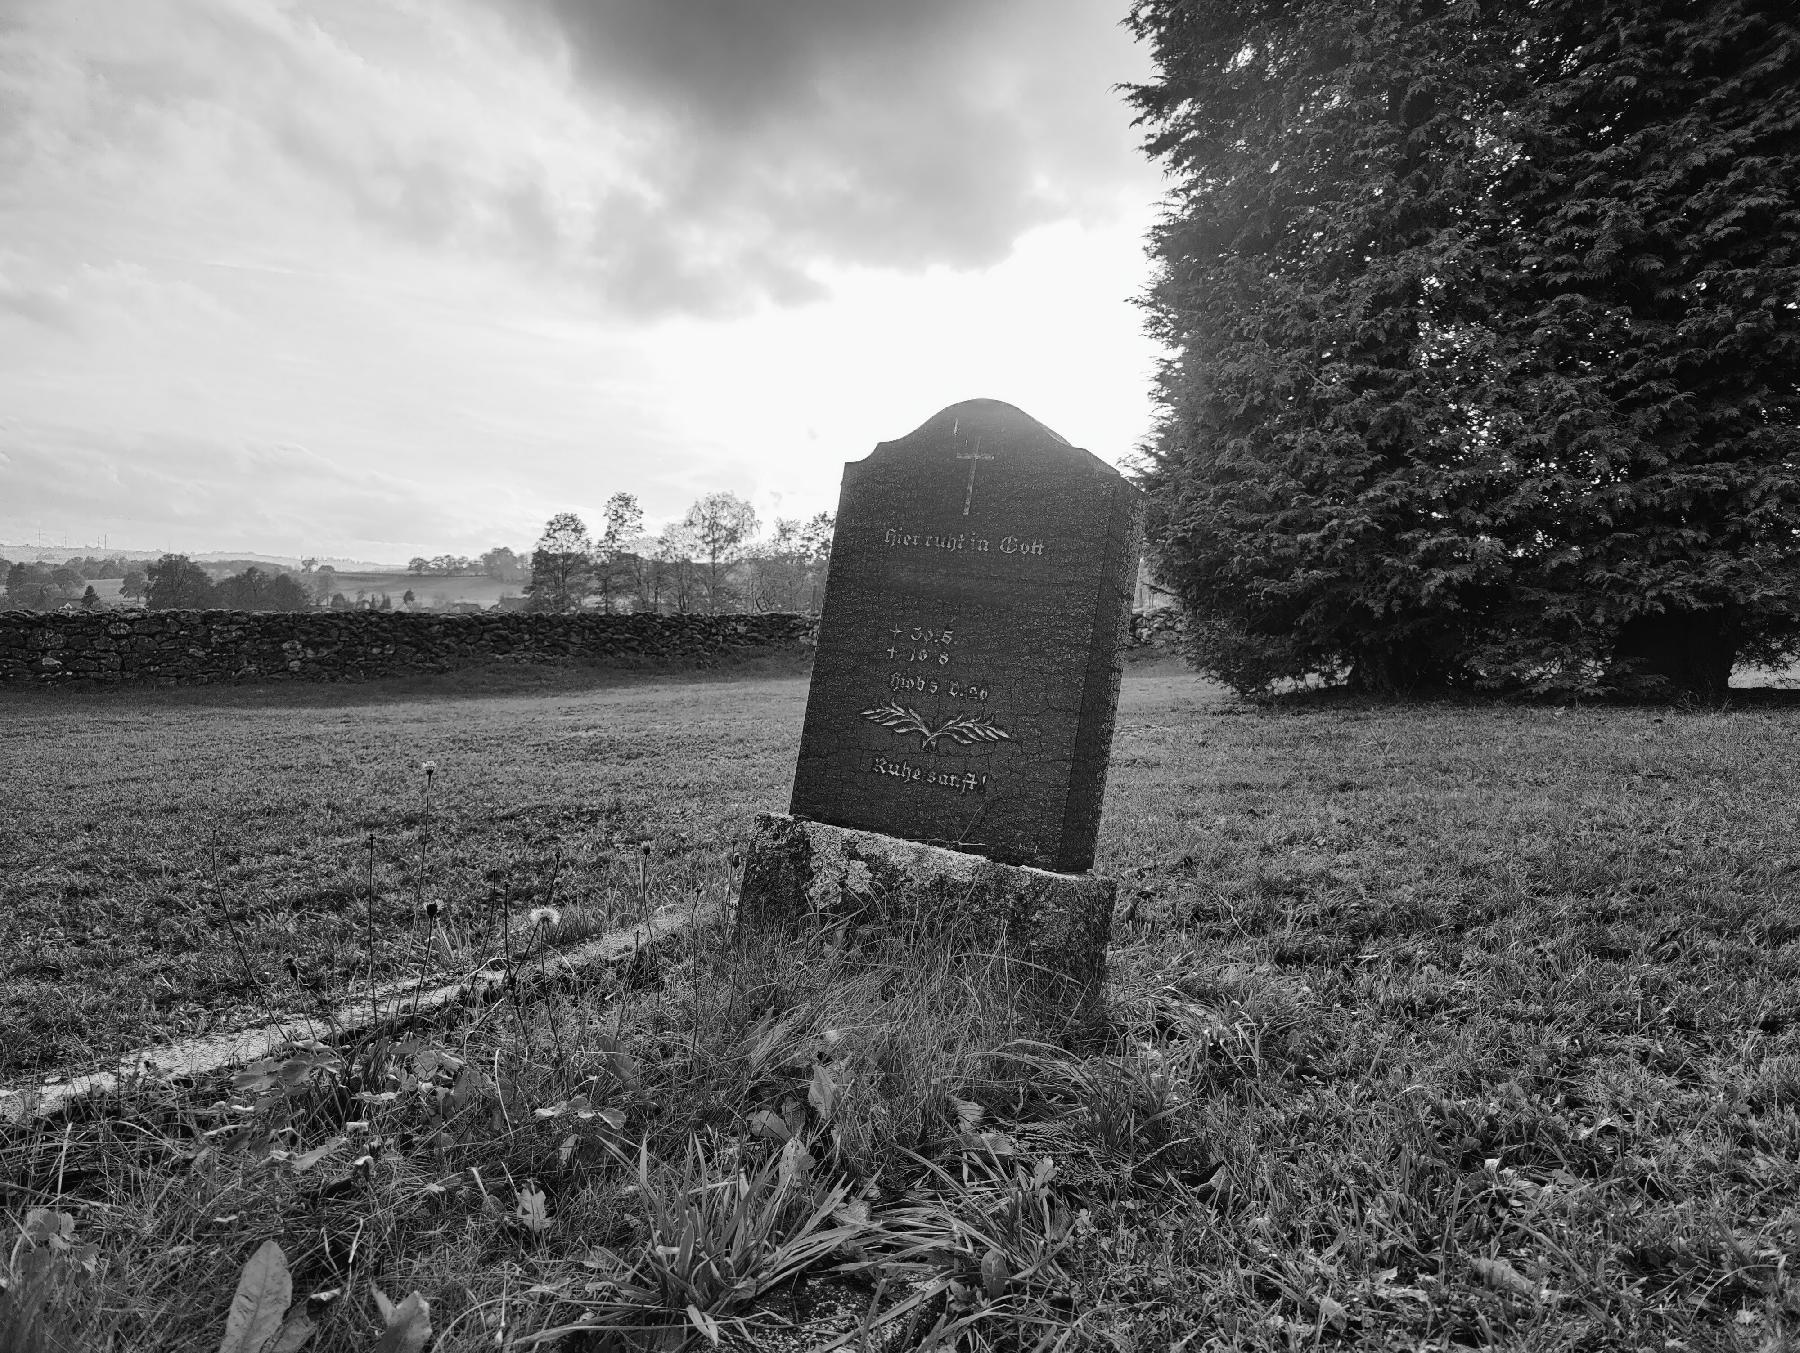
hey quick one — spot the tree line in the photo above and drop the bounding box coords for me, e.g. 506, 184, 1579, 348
2, 556, 140, 611
520, 493, 833, 616
1127, 0, 1799, 697
0, 554, 437, 614
1, 491, 836, 617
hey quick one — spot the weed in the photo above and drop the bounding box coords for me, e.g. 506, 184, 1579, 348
522, 1136, 863, 1347
851, 1141, 1080, 1351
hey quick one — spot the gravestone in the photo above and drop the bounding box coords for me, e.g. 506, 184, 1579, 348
740, 398, 1139, 1020
790, 398, 1140, 871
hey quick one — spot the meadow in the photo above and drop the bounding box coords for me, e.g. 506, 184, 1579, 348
0, 660, 811, 1079
2, 663, 1798, 1350
328, 573, 518, 609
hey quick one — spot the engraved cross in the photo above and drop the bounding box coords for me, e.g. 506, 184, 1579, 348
956, 445, 995, 516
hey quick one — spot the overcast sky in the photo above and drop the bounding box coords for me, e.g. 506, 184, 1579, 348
0, 0, 1164, 562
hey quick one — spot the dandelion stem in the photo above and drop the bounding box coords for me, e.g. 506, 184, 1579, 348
208, 839, 265, 1007
411, 919, 432, 1020
417, 763, 434, 913
413, 761, 438, 1018
366, 832, 379, 1030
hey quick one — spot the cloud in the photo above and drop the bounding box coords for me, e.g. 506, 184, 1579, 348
0, 272, 79, 333
0, 252, 240, 347
0, 422, 489, 556
0, 0, 571, 265
492, 0, 1154, 313
0, 0, 1154, 320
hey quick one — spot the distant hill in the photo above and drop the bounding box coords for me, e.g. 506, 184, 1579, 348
194, 552, 406, 572
0, 545, 405, 571
189, 551, 304, 570
0, 545, 152, 565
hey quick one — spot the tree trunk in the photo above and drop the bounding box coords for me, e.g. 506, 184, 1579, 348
1346, 637, 1457, 696
1609, 609, 1737, 700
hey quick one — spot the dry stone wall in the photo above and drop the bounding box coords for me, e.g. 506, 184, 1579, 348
0, 610, 817, 688
1128, 607, 1182, 649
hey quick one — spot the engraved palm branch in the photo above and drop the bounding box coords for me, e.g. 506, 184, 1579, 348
859, 700, 1013, 751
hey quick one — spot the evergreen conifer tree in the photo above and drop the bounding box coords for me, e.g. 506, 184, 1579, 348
1128, 0, 1800, 696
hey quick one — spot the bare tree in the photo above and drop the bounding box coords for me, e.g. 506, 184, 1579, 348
681, 492, 760, 615
798, 511, 834, 612
597, 492, 645, 613
653, 523, 699, 615
745, 518, 808, 613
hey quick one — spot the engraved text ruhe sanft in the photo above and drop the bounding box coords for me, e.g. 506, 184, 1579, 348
789, 399, 1141, 873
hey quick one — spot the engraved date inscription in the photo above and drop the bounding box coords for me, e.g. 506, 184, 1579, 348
884, 625, 953, 664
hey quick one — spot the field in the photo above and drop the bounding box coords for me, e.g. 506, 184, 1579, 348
329, 572, 517, 609
0, 660, 810, 1078
3, 665, 1799, 1349
9, 572, 510, 610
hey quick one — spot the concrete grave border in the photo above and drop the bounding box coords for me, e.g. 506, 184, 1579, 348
0, 906, 702, 1124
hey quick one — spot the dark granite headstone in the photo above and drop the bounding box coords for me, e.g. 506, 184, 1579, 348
790, 398, 1140, 874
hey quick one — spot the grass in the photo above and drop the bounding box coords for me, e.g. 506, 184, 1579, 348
3, 663, 1800, 1348
0, 656, 809, 1078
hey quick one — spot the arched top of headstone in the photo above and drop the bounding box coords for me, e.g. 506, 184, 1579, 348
897, 398, 1072, 448
856, 399, 1120, 481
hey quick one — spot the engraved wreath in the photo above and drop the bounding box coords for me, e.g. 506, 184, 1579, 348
859, 700, 1013, 751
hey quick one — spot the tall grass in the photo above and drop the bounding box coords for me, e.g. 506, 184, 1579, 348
10, 868, 1794, 1349
0, 899, 1126, 1350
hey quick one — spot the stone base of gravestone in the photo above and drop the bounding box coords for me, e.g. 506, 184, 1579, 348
738, 813, 1115, 1028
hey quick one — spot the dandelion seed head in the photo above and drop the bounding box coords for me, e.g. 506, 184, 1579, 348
528, 906, 561, 928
